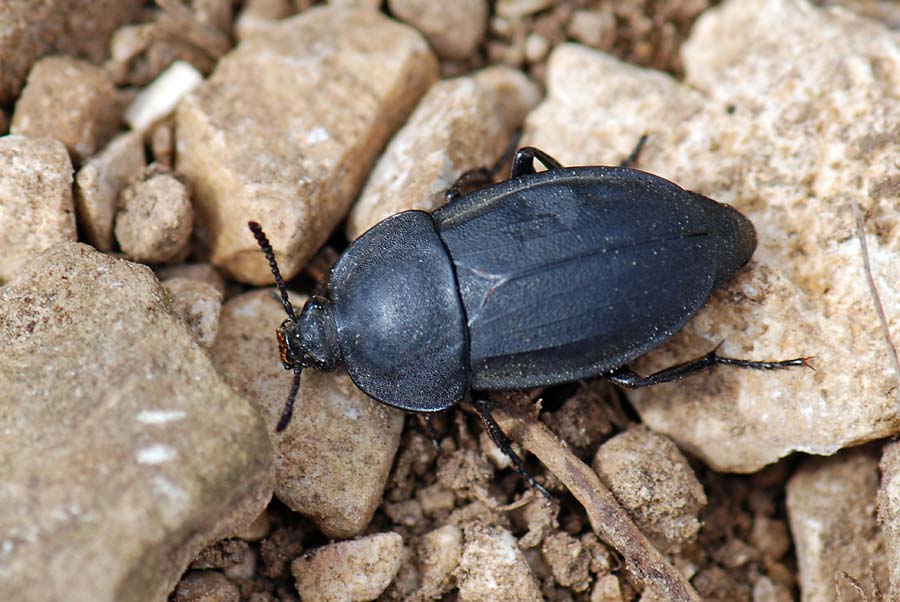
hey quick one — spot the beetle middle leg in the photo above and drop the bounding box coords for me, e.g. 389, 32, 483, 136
619, 133, 649, 169
471, 394, 552, 499
445, 130, 523, 203
606, 345, 813, 389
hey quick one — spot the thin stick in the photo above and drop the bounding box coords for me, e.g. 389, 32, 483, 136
489, 396, 701, 602
850, 199, 900, 407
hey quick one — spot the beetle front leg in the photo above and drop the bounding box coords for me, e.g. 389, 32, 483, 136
471, 395, 552, 499
619, 134, 648, 169
606, 345, 812, 388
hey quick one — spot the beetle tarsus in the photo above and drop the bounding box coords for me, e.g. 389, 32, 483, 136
416, 414, 443, 451
606, 346, 811, 388
275, 368, 302, 432
620, 133, 649, 169
471, 395, 552, 499
510, 146, 564, 178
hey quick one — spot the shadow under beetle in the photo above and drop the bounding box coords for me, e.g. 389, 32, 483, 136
249, 139, 810, 497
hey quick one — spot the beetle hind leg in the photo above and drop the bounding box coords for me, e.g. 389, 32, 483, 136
606, 345, 813, 388
471, 395, 552, 499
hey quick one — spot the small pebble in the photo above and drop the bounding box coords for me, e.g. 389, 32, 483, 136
0, 135, 75, 282
292, 533, 404, 602
162, 277, 223, 347
11, 55, 122, 163
389, 0, 488, 60
457, 523, 542, 602
115, 165, 193, 264
74, 131, 146, 251
173, 571, 240, 602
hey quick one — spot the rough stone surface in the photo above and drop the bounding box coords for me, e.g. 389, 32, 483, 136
11, 56, 123, 163
456, 523, 542, 602
0, 243, 274, 602
388, 0, 488, 60
176, 6, 438, 284
156, 262, 227, 297
291, 532, 404, 602
525, 0, 900, 472
115, 166, 194, 264
210, 290, 405, 538
346, 67, 539, 239
879, 441, 900, 601
0, 135, 75, 283
162, 277, 223, 347
541, 531, 591, 592
0, 0, 143, 104
593, 428, 706, 554
416, 525, 463, 599
786, 450, 888, 602
591, 574, 623, 602
172, 571, 240, 602
74, 131, 147, 251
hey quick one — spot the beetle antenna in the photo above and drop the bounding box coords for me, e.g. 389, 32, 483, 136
248, 221, 297, 322
276, 368, 302, 432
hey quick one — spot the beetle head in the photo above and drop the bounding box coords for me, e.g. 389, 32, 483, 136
248, 221, 342, 432
278, 296, 341, 372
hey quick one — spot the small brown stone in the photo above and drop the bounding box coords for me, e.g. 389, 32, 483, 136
456, 523, 542, 602
389, 0, 488, 60
74, 131, 146, 251
292, 533, 404, 602
115, 166, 193, 264
0, 135, 75, 283
11, 56, 123, 163
593, 427, 706, 554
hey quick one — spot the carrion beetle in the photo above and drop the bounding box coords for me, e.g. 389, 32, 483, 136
249, 140, 809, 496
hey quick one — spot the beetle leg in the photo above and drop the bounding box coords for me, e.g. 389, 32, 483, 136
445, 131, 523, 203
619, 133, 649, 169
606, 346, 813, 388
471, 395, 552, 499
510, 147, 565, 178
416, 414, 443, 451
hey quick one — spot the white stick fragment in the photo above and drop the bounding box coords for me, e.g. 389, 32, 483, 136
125, 61, 204, 132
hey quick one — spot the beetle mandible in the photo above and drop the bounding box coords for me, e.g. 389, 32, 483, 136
249, 139, 809, 496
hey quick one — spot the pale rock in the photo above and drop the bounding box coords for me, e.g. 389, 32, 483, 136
172, 571, 240, 602
74, 131, 146, 251
292, 532, 403, 602
456, 523, 542, 602
156, 262, 227, 297
0, 243, 273, 602
787, 450, 888, 601
525, 0, 900, 472
416, 525, 463, 599
162, 277, 223, 347
388, 0, 488, 60
0, 135, 75, 283
593, 428, 706, 554
176, 6, 438, 284
878, 441, 900, 601
11, 56, 122, 163
115, 166, 194, 264
347, 68, 538, 239
210, 290, 405, 538
0, 0, 143, 104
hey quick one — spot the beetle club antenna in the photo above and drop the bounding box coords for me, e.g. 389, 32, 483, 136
248, 221, 297, 322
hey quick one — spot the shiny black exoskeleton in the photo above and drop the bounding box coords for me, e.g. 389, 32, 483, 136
250, 142, 808, 496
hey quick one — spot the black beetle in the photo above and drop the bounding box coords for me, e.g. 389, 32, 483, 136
249, 141, 808, 496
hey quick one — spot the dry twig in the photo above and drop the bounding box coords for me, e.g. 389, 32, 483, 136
489, 395, 701, 602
